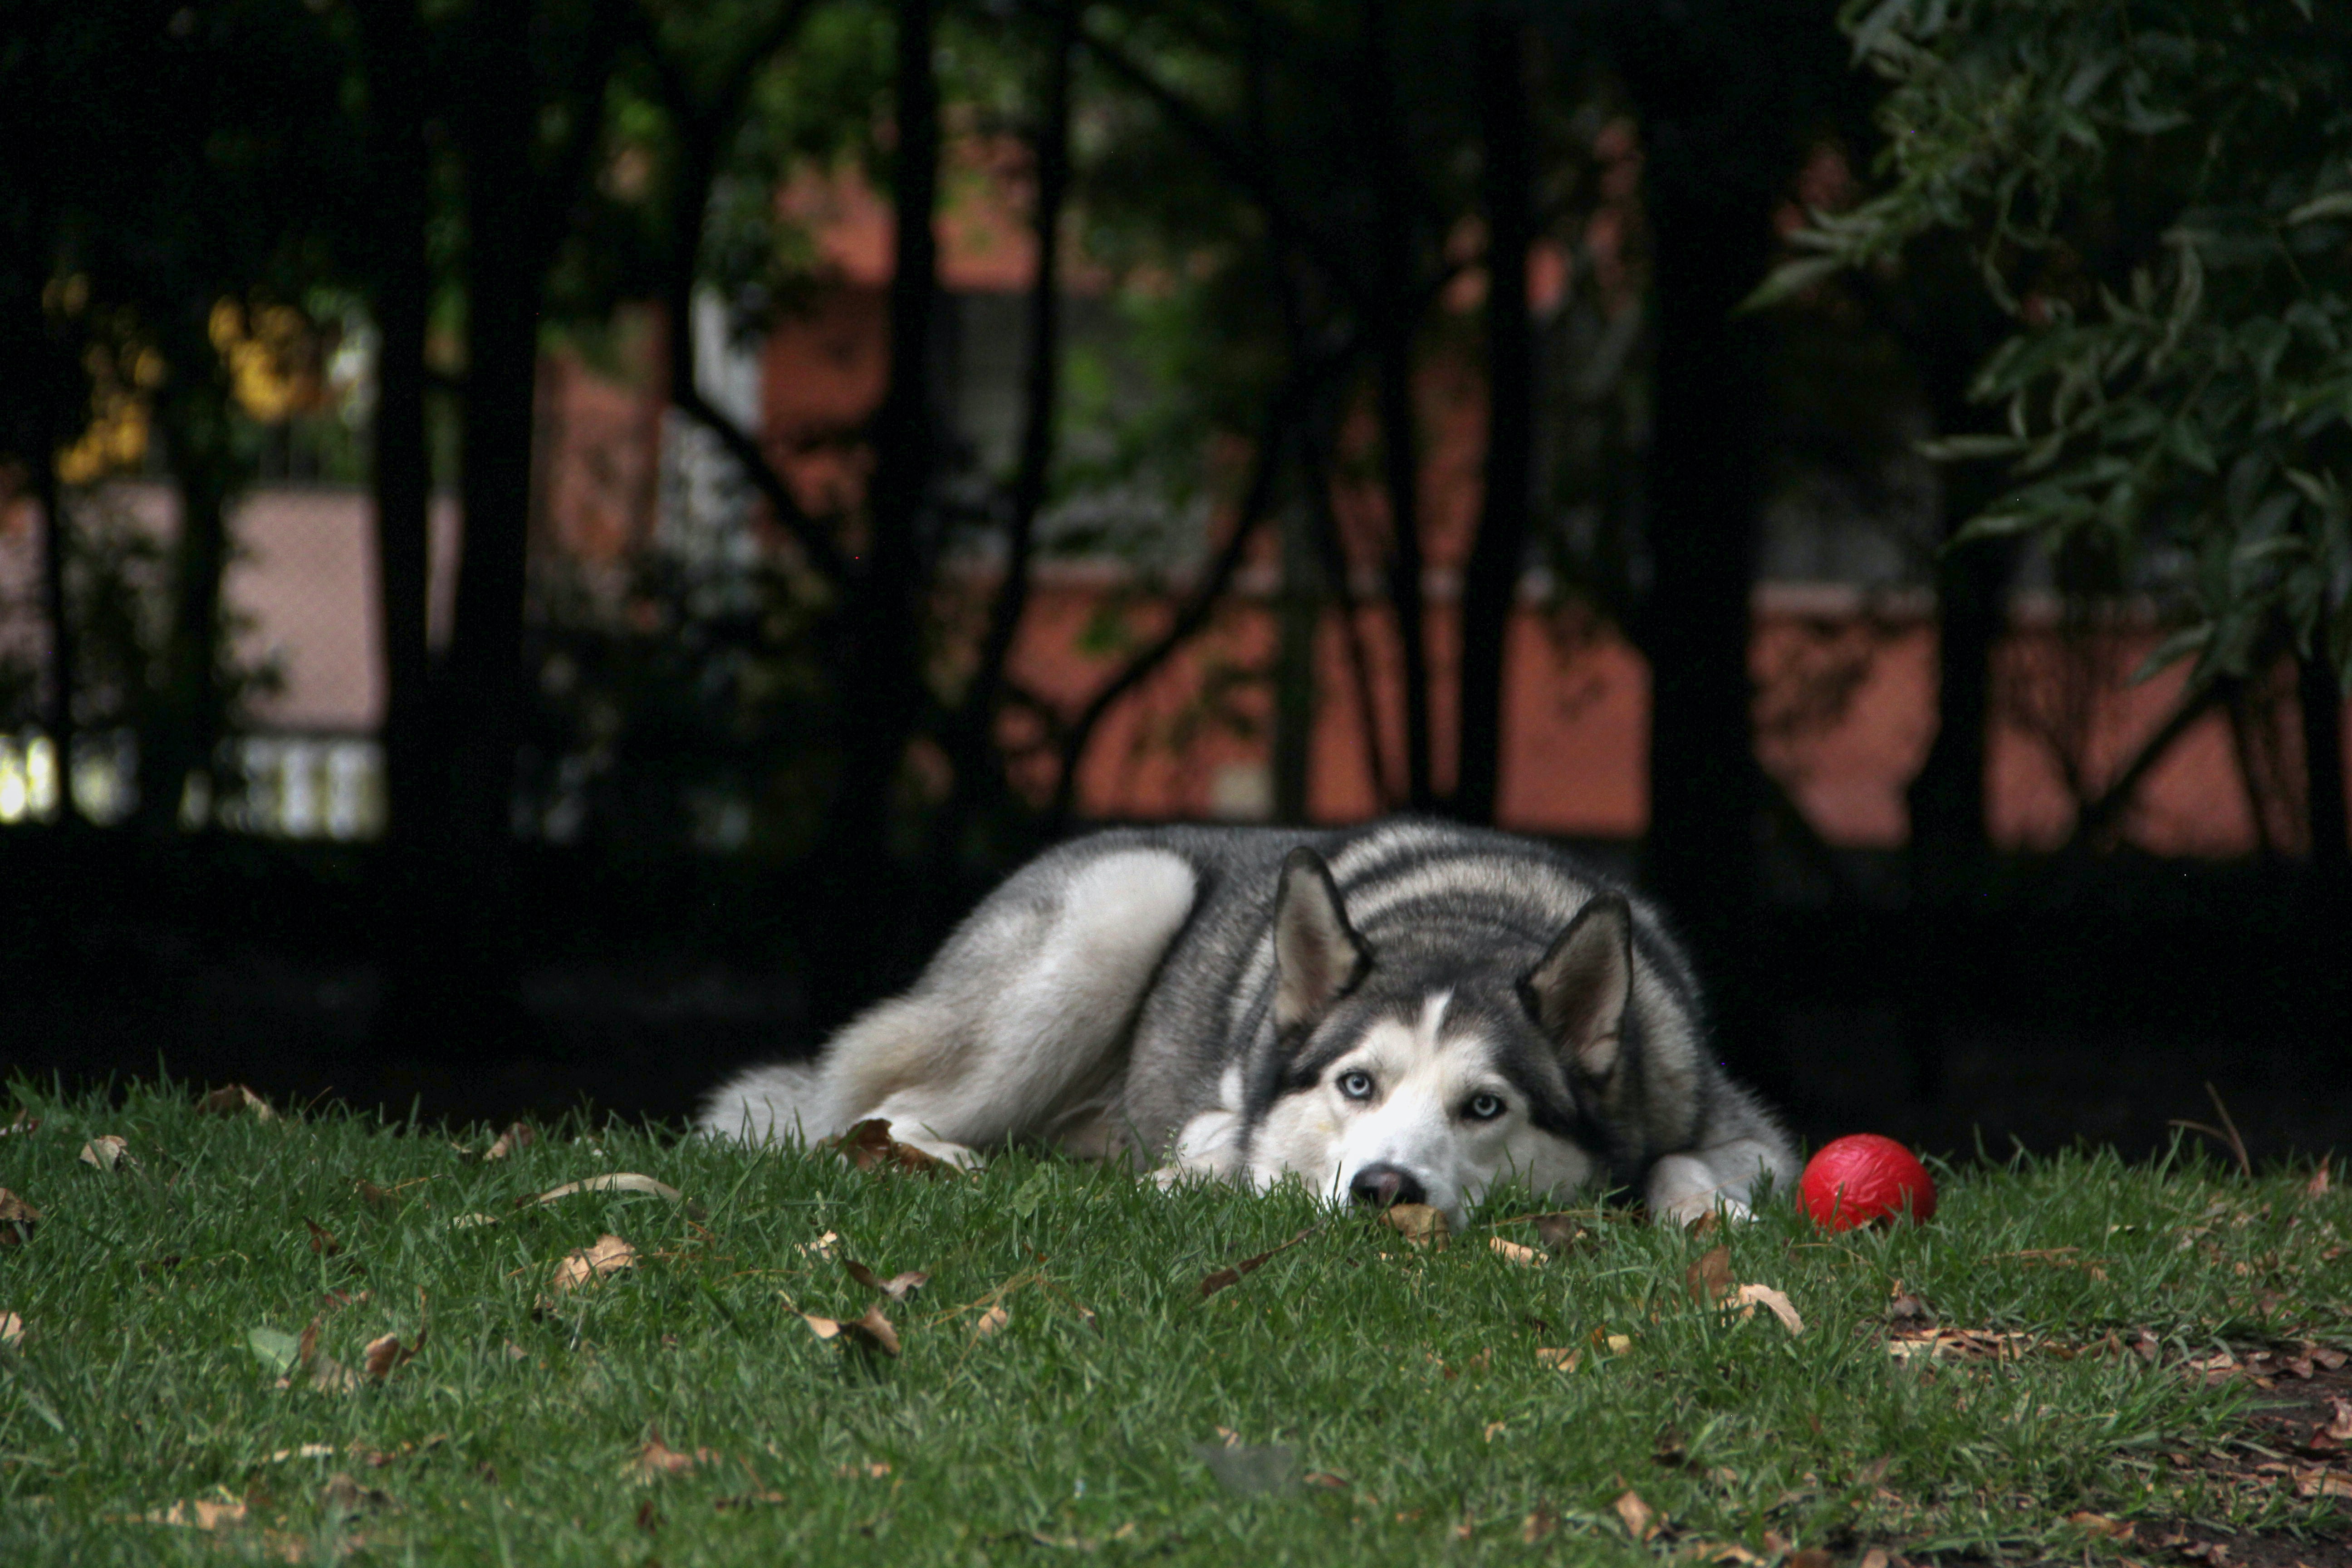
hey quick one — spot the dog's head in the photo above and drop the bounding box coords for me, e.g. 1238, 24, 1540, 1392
1240, 847, 1632, 1228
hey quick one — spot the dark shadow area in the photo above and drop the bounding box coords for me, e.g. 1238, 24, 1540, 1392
5, 826, 2342, 1168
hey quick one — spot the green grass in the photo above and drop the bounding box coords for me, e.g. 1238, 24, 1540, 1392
1, 1079, 2347, 1566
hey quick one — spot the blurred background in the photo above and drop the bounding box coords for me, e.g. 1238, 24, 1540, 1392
1, 0, 2345, 1162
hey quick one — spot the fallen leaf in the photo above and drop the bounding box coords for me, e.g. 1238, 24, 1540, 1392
843, 1259, 930, 1299
2324, 1398, 2352, 1443
535, 1233, 638, 1312
972, 1304, 1011, 1338
263, 1443, 340, 1463
2067, 1511, 2135, 1543
524, 1173, 686, 1207
354, 1179, 397, 1207
1521, 1504, 1558, 1544
1859, 1549, 1889, 1568
2311, 1346, 2346, 1371
362, 1327, 424, 1382
1490, 1236, 1547, 1266
1199, 1226, 1320, 1298
0, 1188, 39, 1245
1687, 1542, 1763, 1564
1589, 1327, 1633, 1354
79, 1135, 132, 1171
1378, 1203, 1448, 1250
1686, 1244, 1733, 1305
277, 1319, 362, 1394
1535, 1347, 1581, 1371
799, 1230, 840, 1258
0, 1311, 23, 1348
0, 1110, 37, 1138
248, 1326, 303, 1373
1731, 1284, 1805, 1335
824, 1118, 957, 1175
304, 1217, 343, 1257
197, 1084, 274, 1119
2308, 1162, 2332, 1198
631, 1432, 719, 1479
834, 1460, 892, 1479
1612, 1488, 1658, 1543
144, 1494, 249, 1529
1788, 1550, 1833, 1568
2297, 1466, 2352, 1499
482, 1122, 535, 1161
803, 1302, 900, 1356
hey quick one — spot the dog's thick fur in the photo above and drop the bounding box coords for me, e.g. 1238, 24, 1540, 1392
701, 819, 1793, 1225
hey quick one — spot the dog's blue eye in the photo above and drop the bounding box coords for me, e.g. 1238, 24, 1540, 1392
1465, 1093, 1505, 1121
1336, 1070, 1374, 1100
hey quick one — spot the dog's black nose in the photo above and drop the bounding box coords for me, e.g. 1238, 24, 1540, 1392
1348, 1164, 1427, 1208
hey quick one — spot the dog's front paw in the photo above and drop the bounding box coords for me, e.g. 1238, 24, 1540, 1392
1646, 1154, 1754, 1227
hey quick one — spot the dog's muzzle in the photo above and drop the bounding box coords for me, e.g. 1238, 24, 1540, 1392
1348, 1163, 1427, 1208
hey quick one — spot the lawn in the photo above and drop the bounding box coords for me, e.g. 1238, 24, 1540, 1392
1, 1079, 2347, 1566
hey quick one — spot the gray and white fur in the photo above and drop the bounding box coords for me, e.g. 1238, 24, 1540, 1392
701, 819, 1793, 1227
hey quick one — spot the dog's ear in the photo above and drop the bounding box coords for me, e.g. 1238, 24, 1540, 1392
1272, 848, 1370, 1034
1521, 893, 1632, 1081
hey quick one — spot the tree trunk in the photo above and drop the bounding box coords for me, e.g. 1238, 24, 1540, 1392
1455, 5, 1534, 827
1273, 486, 1319, 824
34, 373, 76, 827
141, 359, 237, 833
806, 0, 941, 1019
357, 0, 436, 858
2301, 654, 2348, 876
1628, 90, 1778, 1086
1362, 0, 1433, 810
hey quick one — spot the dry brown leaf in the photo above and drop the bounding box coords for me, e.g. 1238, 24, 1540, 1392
482, 1122, 536, 1161
1378, 1203, 1448, 1250
304, 1217, 343, 1257
2308, 1161, 2332, 1198
1535, 1347, 1581, 1371
833, 1460, 892, 1480
1858, 1549, 1890, 1568
798, 1230, 840, 1259
1686, 1542, 1764, 1565
1686, 1244, 1733, 1305
1200, 1226, 1321, 1298
79, 1135, 132, 1171
2067, 1511, 2135, 1542
824, 1118, 958, 1175
197, 1084, 274, 1119
362, 1328, 424, 1382
1612, 1487, 1658, 1542
843, 1259, 930, 1299
1520, 1504, 1558, 1544
631, 1433, 719, 1479
0, 1188, 39, 1245
536, 1233, 638, 1313
1788, 1550, 1834, 1568
804, 1302, 900, 1356
2322, 1397, 2352, 1444
972, 1304, 1011, 1338
2294, 1468, 2352, 1499
525, 1173, 686, 1207
0, 1311, 23, 1348
277, 1319, 363, 1394
1489, 1236, 1547, 1266
1731, 1283, 1805, 1335
144, 1495, 249, 1529
354, 1179, 396, 1207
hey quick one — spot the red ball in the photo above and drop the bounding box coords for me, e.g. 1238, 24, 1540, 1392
1799, 1134, 1937, 1230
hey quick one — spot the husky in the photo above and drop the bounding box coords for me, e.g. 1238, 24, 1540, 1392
700, 819, 1793, 1227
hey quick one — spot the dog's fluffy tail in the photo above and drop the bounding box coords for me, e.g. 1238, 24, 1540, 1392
698, 1058, 832, 1146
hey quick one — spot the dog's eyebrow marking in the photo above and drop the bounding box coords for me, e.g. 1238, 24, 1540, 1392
1416, 990, 1452, 1054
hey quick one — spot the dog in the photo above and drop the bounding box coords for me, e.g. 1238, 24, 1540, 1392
700, 818, 1793, 1227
